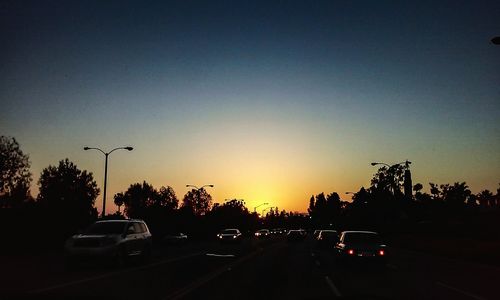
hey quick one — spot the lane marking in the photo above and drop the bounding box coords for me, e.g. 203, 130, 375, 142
164, 243, 285, 300
324, 276, 342, 297
205, 253, 236, 258
28, 252, 203, 294
436, 281, 487, 300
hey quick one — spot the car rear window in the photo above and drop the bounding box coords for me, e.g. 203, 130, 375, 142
222, 229, 238, 234
343, 233, 381, 244
85, 222, 126, 235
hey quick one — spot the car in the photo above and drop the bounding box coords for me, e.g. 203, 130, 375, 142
335, 231, 387, 263
317, 230, 339, 248
255, 229, 271, 238
287, 230, 306, 242
217, 228, 242, 243
64, 219, 153, 268
161, 232, 188, 245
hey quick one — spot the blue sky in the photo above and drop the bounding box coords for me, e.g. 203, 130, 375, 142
1, 0, 499, 213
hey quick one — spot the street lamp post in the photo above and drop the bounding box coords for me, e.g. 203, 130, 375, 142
84, 146, 133, 217
254, 202, 269, 213
262, 206, 275, 216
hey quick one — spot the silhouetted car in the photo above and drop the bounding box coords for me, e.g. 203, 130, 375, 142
64, 219, 152, 267
287, 230, 306, 242
335, 231, 387, 263
161, 232, 188, 245
255, 229, 270, 238
317, 230, 339, 248
217, 228, 242, 243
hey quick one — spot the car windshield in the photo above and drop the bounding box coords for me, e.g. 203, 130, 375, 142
321, 231, 337, 237
343, 233, 381, 244
85, 222, 126, 235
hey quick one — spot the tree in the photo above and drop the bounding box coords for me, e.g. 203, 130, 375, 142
155, 186, 179, 210
370, 165, 405, 195
114, 192, 126, 213
0, 136, 32, 208
182, 188, 212, 216
119, 181, 156, 218
37, 159, 99, 232
440, 182, 471, 208
477, 190, 494, 208
325, 192, 341, 225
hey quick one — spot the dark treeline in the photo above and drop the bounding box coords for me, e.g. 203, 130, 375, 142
1, 136, 499, 252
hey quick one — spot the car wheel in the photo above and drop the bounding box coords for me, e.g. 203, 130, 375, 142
141, 245, 152, 263
114, 247, 127, 267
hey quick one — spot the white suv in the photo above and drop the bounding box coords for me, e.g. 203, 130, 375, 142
64, 219, 152, 267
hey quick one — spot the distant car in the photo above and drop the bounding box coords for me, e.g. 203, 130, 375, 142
255, 229, 271, 238
287, 230, 305, 242
64, 219, 152, 267
217, 229, 242, 243
317, 230, 339, 248
335, 231, 387, 263
161, 232, 188, 245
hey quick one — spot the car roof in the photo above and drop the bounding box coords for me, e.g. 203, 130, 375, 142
95, 219, 144, 223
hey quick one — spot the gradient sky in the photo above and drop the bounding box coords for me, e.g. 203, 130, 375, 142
1, 0, 499, 214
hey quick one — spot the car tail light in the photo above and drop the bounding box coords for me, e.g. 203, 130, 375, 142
348, 249, 355, 255
378, 250, 385, 256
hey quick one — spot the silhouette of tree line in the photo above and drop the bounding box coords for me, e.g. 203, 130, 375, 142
1, 135, 499, 252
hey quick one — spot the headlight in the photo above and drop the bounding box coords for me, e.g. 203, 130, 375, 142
233, 235, 237, 239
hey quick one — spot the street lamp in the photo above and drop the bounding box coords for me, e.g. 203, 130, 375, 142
262, 206, 275, 216
84, 146, 133, 217
254, 202, 268, 213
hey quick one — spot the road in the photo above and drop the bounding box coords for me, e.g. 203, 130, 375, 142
1, 235, 497, 300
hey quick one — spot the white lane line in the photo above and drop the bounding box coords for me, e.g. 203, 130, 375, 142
436, 281, 487, 300
28, 252, 203, 294
206, 253, 236, 258
324, 276, 342, 297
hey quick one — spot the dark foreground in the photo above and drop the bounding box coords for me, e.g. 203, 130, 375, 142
1, 235, 497, 300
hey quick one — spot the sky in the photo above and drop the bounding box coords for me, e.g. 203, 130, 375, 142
1, 0, 499, 214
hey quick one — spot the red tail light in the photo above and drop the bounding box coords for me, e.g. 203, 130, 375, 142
348, 249, 355, 255
378, 250, 385, 256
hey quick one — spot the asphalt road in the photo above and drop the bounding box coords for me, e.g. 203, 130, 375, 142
2, 235, 497, 300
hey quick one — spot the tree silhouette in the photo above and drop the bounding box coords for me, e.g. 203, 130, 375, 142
0, 136, 32, 208
477, 190, 494, 208
37, 159, 99, 233
371, 165, 405, 195
155, 186, 179, 210
119, 181, 155, 218
182, 188, 212, 216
